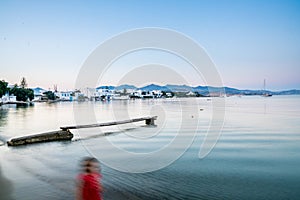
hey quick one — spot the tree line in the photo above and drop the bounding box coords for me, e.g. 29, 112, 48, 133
0, 78, 34, 102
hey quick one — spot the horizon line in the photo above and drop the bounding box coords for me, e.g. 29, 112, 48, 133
26, 83, 300, 92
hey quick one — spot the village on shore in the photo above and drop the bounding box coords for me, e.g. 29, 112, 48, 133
1, 78, 300, 105
0, 83, 218, 105
29, 86, 181, 102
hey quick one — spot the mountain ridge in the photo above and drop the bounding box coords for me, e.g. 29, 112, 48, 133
32, 85, 300, 95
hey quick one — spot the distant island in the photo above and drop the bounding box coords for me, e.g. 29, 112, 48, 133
95, 84, 300, 96
2, 79, 300, 105
28, 84, 300, 102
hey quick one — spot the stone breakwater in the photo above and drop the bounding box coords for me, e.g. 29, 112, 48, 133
7, 130, 73, 146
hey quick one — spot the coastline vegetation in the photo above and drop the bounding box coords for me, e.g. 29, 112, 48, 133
43, 91, 56, 101
0, 80, 9, 98
0, 78, 34, 102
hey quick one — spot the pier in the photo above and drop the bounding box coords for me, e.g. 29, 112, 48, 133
60, 116, 157, 131
7, 116, 157, 146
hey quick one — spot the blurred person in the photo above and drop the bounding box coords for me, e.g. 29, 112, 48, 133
76, 157, 103, 200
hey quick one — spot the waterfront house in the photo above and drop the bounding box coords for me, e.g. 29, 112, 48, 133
151, 90, 163, 98
55, 91, 73, 101
32, 87, 47, 101
130, 90, 142, 98
73, 90, 85, 101
96, 87, 115, 100
1, 93, 16, 103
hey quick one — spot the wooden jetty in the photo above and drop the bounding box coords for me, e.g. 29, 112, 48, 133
7, 116, 157, 146
60, 116, 157, 131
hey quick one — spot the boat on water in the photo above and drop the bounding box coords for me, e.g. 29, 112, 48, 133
262, 93, 272, 97
262, 79, 272, 97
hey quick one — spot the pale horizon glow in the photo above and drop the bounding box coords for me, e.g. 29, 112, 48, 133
1, 0, 300, 91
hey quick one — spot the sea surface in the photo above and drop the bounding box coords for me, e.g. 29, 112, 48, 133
0, 96, 300, 200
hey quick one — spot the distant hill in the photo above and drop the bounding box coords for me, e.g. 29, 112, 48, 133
115, 84, 137, 91
29, 84, 300, 96
130, 84, 300, 95
165, 84, 193, 92
91, 84, 300, 95
139, 84, 170, 91
273, 89, 300, 95
96, 86, 115, 90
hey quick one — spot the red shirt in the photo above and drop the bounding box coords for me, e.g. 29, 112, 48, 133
78, 173, 102, 200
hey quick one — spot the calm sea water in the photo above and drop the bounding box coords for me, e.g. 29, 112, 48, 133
0, 96, 300, 200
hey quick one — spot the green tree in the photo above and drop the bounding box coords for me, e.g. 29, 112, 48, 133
20, 77, 27, 88
0, 80, 9, 98
26, 88, 34, 101
43, 91, 56, 100
10, 86, 34, 101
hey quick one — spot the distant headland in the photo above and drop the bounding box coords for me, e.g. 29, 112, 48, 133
30, 83, 300, 102
1, 78, 300, 105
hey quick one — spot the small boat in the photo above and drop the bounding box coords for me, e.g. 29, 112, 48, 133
262, 79, 272, 97
262, 93, 272, 97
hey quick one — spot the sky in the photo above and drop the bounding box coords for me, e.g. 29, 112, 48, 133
0, 0, 300, 91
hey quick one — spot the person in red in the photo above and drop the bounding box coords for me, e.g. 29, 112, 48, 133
76, 157, 103, 200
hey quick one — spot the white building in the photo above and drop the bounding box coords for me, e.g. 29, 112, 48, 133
115, 88, 136, 94
96, 88, 115, 100
32, 87, 47, 101
55, 91, 73, 101
1, 84, 17, 103
1, 93, 16, 103
130, 90, 142, 98
151, 90, 163, 98
165, 92, 173, 97
73, 90, 85, 101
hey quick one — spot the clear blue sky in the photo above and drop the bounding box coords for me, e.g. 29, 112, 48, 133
0, 0, 299, 90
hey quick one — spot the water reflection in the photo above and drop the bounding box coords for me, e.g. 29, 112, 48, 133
0, 97, 299, 199
0, 165, 14, 200
0, 106, 8, 127
0, 107, 8, 144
